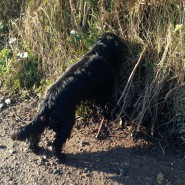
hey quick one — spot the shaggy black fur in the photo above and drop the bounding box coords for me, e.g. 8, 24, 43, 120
11, 33, 124, 162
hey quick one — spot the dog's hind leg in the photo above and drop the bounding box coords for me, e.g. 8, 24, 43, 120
27, 117, 48, 153
52, 111, 75, 163
11, 117, 46, 153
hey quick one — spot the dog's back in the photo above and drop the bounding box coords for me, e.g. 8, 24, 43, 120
45, 55, 114, 107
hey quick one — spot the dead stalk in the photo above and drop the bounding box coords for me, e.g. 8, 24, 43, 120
117, 45, 147, 117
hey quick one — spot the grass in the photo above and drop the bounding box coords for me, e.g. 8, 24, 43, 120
0, 0, 185, 143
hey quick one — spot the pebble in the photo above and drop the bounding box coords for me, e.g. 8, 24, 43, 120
48, 168, 53, 173
0, 98, 4, 103
9, 149, 16, 154
0, 103, 6, 109
83, 168, 88, 173
80, 140, 90, 147
5, 99, 11, 105
36, 159, 43, 166
0, 98, 12, 109
53, 169, 60, 175
79, 148, 84, 152
81, 173, 91, 178
0, 145, 7, 149
43, 155, 47, 160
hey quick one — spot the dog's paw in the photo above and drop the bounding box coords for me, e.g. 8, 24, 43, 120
28, 144, 41, 155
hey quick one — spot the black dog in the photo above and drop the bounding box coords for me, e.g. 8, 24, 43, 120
11, 33, 123, 162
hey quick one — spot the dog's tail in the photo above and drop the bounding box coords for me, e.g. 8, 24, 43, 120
11, 116, 46, 141
11, 96, 51, 141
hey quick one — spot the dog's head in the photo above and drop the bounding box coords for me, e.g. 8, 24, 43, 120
93, 32, 124, 68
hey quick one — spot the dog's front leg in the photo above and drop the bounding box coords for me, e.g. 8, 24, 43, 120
28, 135, 42, 154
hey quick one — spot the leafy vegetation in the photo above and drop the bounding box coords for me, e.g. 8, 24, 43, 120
3, 53, 42, 94
0, 0, 185, 143
0, 49, 12, 73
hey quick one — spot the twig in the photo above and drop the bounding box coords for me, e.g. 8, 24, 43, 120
159, 142, 165, 154
153, 29, 171, 82
69, 0, 79, 30
95, 117, 105, 138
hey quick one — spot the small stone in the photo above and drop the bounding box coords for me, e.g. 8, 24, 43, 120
45, 162, 51, 166
0, 103, 6, 109
54, 169, 60, 175
157, 172, 164, 184
43, 155, 47, 160
79, 148, 84, 152
54, 169, 66, 175
0, 97, 4, 103
9, 149, 16, 154
24, 147, 30, 152
48, 146, 52, 150
48, 168, 53, 173
83, 168, 88, 173
81, 173, 91, 178
5, 99, 11, 105
86, 173, 92, 177
37, 158, 43, 166
0, 145, 7, 149
80, 140, 90, 147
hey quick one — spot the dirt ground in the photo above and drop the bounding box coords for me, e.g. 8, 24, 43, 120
0, 98, 185, 185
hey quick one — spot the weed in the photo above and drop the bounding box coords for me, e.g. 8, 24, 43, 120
0, 49, 13, 73
3, 52, 42, 95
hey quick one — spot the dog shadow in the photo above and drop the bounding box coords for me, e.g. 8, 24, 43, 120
33, 142, 184, 185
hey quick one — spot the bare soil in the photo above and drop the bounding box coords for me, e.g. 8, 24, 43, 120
0, 98, 185, 185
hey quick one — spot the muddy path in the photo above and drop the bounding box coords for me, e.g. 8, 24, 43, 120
0, 98, 185, 185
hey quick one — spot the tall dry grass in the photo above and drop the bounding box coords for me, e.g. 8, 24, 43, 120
116, 0, 185, 141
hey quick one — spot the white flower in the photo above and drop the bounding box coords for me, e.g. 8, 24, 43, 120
17, 52, 28, 59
